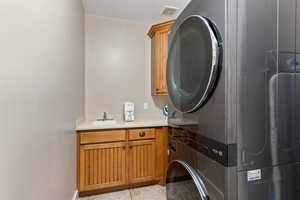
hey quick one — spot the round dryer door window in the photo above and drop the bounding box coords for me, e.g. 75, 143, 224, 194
167, 16, 222, 113
166, 160, 209, 200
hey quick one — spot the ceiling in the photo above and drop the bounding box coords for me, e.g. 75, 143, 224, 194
82, 0, 191, 24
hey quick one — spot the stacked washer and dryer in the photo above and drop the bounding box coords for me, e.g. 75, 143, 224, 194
165, 0, 300, 199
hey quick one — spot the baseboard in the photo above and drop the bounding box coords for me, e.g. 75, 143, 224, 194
72, 190, 79, 200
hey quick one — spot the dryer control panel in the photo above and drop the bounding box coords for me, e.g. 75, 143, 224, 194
169, 127, 237, 167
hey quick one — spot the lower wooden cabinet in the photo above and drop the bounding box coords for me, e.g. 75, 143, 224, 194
79, 142, 127, 191
77, 127, 168, 195
128, 140, 156, 184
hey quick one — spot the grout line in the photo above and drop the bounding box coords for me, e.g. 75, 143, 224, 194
129, 189, 133, 200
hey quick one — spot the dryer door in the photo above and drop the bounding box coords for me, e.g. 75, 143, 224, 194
166, 160, 209, 200
167, 16, 222, 113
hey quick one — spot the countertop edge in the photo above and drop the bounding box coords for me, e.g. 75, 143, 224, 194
76, 121, 168, 131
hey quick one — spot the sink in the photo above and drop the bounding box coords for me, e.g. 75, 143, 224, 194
93, 120, 117, 126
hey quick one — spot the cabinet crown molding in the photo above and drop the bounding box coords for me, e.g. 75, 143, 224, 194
147, 20, 176, 38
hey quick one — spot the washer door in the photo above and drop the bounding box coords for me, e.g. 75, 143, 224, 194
167, 16, 222, 113
166, 160, 209, 200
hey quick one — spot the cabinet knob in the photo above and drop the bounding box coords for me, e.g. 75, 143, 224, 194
122, 146, 126, 150
129, 146, 133, 150
139, 132, 146, 137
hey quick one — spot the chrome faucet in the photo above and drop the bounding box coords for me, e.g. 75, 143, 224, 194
96, 112, 114, 121
103, 112, 108, 121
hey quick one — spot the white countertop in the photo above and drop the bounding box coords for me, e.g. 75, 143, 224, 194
76, 119, 168, 131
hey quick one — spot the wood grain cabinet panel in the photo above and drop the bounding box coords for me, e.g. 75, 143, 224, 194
79, 142, 127, 191
128, 140, 156, 184
77, 127, 168, 195
155, 127, 168, 185
79, 129, 126, 144
128, 128, 155, 141
148, 20, 175, 95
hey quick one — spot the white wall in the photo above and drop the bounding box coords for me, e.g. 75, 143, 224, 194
85, 15, 167, 120
0, 0, 84, 200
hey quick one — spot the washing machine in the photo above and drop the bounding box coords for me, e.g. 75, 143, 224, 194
166, 0, 300, 199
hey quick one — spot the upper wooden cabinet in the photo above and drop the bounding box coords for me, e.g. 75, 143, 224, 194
148, 20, 175, 95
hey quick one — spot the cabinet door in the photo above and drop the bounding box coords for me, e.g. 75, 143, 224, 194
155, 127, 168, 185
278, 0, 296, 53
152, 29, 169, 94
278, 0, 297, 73
128, 140, 156, 184
297, 0, 300, 54
79, 142, 127, 192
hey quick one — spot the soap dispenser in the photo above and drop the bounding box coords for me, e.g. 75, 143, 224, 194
124, 102, 134, 122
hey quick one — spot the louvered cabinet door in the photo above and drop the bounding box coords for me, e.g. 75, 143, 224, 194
157, 29, 169, 94
148, 20, 175, 95
128, 140, 156, 184
79, 142, 127, 192
152, 29, 169, 95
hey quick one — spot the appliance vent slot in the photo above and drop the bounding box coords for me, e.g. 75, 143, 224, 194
161, 6, 179, 17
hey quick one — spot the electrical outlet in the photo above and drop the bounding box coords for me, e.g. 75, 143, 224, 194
144, 102, 149, 110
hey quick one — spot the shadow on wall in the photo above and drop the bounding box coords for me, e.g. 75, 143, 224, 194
152, 95, 169, 110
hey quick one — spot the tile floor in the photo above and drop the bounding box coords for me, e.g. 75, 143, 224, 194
79, 185, 166, 200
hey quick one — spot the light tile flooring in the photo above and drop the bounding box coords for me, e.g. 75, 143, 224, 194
80, 185, 166, 200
